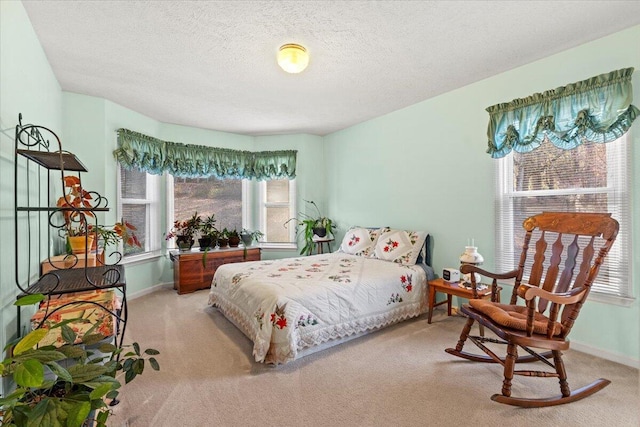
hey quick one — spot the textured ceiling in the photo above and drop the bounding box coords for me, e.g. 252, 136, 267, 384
22, 1, 640, 136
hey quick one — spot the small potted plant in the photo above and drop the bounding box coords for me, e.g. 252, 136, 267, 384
240, 228, 264, 247
56, 175, 96, 253
57, 176, 141, 255
88, 220, 141, 252
166, 212, 201, 250
1, 294, 160, 427
285, 200, 336, 255
228, 228, 241, 247
197, 213, 218, 251
217, 228, 229, 248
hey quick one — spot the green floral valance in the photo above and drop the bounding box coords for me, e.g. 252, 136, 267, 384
486, 68, 639, 158
114, 129, 297, 180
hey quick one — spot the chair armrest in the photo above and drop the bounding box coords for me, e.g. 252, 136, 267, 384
517, 284, 586, 305
459, 264, 519, 280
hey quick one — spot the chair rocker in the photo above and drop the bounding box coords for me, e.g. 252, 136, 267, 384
445, 212, 619, 408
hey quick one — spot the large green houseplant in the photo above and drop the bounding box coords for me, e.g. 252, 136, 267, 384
285, 200, 336, 255
0, 294, 159, 427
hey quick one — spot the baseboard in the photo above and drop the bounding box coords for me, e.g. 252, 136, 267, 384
570, 340, 639, 369
128, 282, 174, 301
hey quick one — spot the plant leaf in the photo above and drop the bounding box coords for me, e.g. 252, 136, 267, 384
124, 368, 136, 384
81, 333, 107, 346
149, 357, 160, 371
10, 349, 66, 364
65, 400, 92, 427
89, 383, 114, 400
13, 329, 48, 355
46, 360, 72, 382
14, 294, 46, 306
61, 324, 77, 344
143, 348, 160, 355
67, 363, 108, 383
26, 398, 61, 427
81, 375, 120, 390
132, 358, 144, 375
0, 387, 27, 406
133, 342, 141, 356
14, 359, 44, 388
57, 345, 87, 359
98, 343, 117, 353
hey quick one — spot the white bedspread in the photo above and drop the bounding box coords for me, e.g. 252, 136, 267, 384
208, 253, 428, 364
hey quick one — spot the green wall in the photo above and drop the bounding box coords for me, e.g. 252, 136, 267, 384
324, 26, 640, 365
1, 0, 637, 371
0, 0, 64, 395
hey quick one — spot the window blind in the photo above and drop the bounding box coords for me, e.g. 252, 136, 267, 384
494, 135, 632, 301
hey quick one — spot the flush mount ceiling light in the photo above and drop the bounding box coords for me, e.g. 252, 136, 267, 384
277, 43, 309, 74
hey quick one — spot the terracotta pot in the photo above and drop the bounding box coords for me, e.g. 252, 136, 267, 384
217, 237, 229, 248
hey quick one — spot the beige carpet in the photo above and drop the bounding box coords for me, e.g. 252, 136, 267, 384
110, 287, 639, 426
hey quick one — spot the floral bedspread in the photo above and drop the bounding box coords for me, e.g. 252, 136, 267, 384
31, 290, 118, 347
208, 253, 428, 364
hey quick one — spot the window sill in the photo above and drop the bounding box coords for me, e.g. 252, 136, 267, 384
120, 250, 164, 266
589, 293, 636, 307
258, 242, 298, 251
495, 278, 635, 307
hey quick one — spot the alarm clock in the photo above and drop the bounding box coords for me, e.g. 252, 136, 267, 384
443, 268, 460, 282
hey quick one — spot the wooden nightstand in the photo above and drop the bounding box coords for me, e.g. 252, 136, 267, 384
171, 247, 260, 294
427, 278, 500, 324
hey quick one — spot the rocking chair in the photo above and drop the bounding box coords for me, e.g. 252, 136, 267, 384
445, 212, 619, 407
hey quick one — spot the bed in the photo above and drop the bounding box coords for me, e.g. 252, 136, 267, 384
208, 227, 435, 364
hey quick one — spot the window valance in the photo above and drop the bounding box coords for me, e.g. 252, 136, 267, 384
114, 129, 297, 180
486, 68, 639, 158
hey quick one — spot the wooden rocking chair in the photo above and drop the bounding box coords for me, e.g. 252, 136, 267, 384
445, 212, 619, 407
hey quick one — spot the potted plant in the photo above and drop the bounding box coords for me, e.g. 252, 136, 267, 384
197, 213, 218, 251
166, 212, 201, 250
88, 220, 141, 252
240, 228, 264, 247
285, 200, 336, 255
0, 294, 160, 427
217, 228, 229, 248
57, 176, 141, 255
227, 228, 241, 248
56, 175, 96, 254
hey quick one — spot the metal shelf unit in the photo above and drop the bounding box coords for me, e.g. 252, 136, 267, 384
13, 113, 128, 349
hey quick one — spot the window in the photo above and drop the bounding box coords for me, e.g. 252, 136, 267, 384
259, 179, 296, 245
495, 135, 632, 303
171, 176, 243, 233
167, 176, 296, 249
118, 166, 161, 257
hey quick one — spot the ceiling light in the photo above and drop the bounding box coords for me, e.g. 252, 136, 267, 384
277, 44, 309, 74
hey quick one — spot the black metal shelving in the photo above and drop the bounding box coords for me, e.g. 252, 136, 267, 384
13, 113, 128, 349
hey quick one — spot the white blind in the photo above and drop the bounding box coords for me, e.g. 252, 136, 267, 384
494, 135, 632, 301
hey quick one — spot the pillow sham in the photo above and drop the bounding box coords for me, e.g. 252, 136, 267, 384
339, 227, 384, 257
373, 229, 428, 265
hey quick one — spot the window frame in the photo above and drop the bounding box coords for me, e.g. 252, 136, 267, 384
494, 135, 633, 306
116, 166, 162, 263
166, 176, 297, 251
257, 178, 297, 249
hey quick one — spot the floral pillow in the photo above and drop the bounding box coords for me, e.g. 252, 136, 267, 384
339, 227, 384, 257
373, 229, 428, 265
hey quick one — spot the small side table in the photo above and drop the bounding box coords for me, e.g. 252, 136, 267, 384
312, 236, 334, 254
427, 278, 501, 324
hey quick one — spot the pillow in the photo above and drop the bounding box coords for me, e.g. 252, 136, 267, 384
339, 227, 383, 256
373, 229, 428, 265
